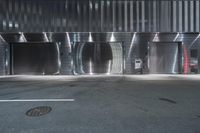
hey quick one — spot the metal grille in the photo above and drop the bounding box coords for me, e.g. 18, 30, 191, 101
26, 106, 52, 117
0, 0, 200, 32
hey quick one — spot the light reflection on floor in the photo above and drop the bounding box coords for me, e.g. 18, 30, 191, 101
0, 74, 200, 81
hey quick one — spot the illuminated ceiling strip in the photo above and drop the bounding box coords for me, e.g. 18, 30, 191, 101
19, 32, 27, 42
0, 35, 6, 42
66, 32, 72, 53
128, 32, 136, 58
43, 32, 49, 42
110, 32, 116, 42
88, 32, 93, 42
153, 33, 159, 42
173, 32, 180, 41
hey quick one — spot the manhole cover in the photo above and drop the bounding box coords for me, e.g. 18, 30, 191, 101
26, 106, 52, 117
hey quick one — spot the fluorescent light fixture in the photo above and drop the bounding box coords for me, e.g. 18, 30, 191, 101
153, 32, 159, 42
19, 32, 27, 42
66, 32, 72, 52
43, 32, 49, 42
0, 35, 6, 42
88, 32, 93, 42
110, 32, 116, 42
173, 32, 180, 42
128, 32, 136, 58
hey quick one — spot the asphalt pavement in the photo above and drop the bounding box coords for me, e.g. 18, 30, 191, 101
0, 75, 200, 133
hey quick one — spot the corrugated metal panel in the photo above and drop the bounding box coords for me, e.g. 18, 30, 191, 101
196, 0, 200, 32
0, 0, 200, 32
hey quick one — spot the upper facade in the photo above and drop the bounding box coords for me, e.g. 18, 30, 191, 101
0, 0, 200, 32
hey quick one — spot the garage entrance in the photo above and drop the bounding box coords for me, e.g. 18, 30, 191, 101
148, 42, 182, 74
10, 42, 60, 75
73, 42, 123, 75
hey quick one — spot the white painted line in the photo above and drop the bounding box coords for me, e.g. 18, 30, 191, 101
0, 99, 75, 102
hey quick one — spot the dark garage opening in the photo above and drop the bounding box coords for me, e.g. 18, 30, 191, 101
73, 42, 123, 75
148, 42, 182, 74
81, 42, 113, 74
10, 42, 60, 75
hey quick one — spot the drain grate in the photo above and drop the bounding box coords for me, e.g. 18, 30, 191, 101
26, 106, 52, 117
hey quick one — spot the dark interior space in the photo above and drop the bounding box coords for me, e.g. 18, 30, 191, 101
10, 42, 60, 75
148, 42, 182, 74
81, 42, 113, 74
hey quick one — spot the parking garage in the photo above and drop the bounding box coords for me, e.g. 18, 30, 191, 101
0, 0, 200, 133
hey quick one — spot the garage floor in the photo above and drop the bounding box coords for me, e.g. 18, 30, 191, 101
0, 75, 200, 133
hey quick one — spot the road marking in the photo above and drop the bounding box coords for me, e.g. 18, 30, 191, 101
0, 99, 75, 102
